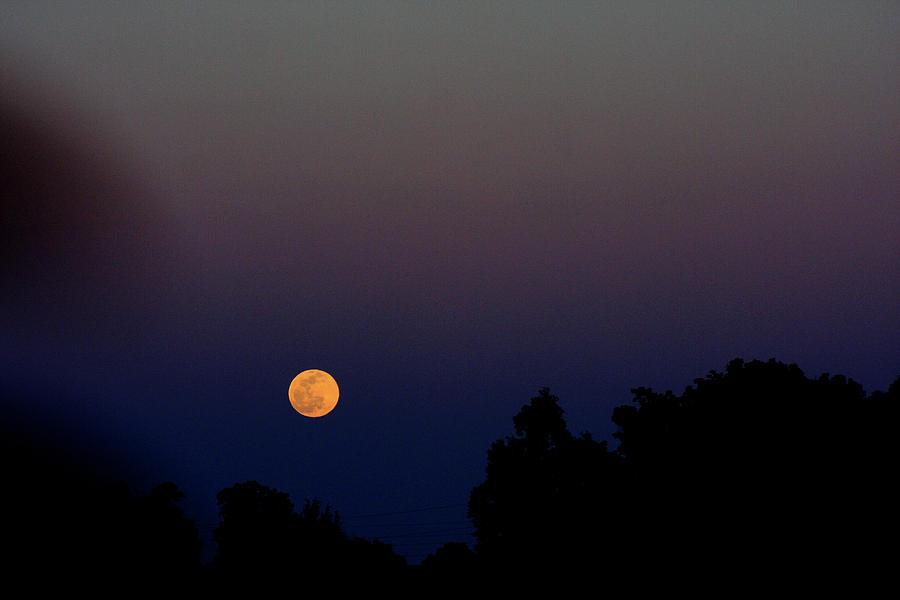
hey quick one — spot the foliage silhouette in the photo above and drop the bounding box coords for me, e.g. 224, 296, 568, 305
117, 481, 202, 578
468, 359, 897, 589
346, 535, 408, 576
420, 541, 478, 573
468, 388, 618, 573
212, 480, 300, 574
209, 480, 405, 587
71, 480, 203, 596
1, 386, 208, 590
43, 479, 200, 591
610, 359, 880, 574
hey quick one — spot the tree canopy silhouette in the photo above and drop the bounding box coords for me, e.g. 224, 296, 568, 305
212, 480, 301, 574
52, 480, 201, 591
210, 480, 405, 586
468, 359, 897, 588
610, 358, 897, 588
468, 388, 618, 571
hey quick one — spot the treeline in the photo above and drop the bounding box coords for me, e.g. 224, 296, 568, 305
5, 358, 896, 590
464, 358, 896, 590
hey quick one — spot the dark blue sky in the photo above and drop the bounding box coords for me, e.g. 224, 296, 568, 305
3, 2, 898, 563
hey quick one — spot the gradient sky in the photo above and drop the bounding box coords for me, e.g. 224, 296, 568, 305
3, 2, 898, 563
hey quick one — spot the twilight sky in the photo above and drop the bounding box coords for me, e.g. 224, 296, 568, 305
2, 2, 898, 562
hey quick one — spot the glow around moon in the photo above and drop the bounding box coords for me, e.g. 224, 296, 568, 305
288, 369, 339, 418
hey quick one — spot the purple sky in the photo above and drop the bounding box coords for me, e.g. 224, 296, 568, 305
3, 2, 898, 562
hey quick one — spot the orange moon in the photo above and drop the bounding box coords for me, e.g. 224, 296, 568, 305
288, 369, 339, 418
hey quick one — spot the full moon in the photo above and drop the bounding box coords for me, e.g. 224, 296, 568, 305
288, 369, 340, 418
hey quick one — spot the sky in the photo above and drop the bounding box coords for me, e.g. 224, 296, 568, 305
2, 2, 898, 563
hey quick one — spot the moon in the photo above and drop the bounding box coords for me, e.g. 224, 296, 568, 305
288, 369, 339, 418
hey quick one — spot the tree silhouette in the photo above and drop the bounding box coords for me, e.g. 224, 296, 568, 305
468, 388, 617, 572
468, 359, 897, 589
125, 482, 202, 578
211, 480, 302, 576
210, 480, 405, 587
65, 480, 202, 591
422, 541, 476, 567
609, 358, 894, 589
292, 497, 347, 574
418, 541, 479, 583
346, 536, 407, 577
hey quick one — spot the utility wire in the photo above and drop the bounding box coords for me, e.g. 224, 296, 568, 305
196, 501, 473, 563
342, 503, 467, 519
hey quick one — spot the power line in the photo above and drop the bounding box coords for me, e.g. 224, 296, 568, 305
374, 527, 472, 540
342, 503, 467, 519
352, 520, 469, 528
194, 500, 474, 564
